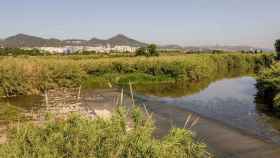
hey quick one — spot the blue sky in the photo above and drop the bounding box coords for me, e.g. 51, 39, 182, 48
0, 0, 279, 48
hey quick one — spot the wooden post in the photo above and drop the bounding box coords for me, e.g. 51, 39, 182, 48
129, 81, 135, 106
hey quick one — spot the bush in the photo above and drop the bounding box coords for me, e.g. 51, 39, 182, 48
136, 44, 159, 57
256, 63, 280, 113
275, 39, 280, 60
0, 107, 210, 158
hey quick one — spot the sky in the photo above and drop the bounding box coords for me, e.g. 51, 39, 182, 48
0, 0, 279, 48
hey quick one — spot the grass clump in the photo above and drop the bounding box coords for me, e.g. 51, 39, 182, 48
0, 107, 210, 158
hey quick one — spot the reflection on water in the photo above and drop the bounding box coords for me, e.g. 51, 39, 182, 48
135, 77, 280, 144
133, 69, 254, 97
1, 95, 43, 110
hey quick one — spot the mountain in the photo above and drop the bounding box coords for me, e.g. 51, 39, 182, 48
184, 45, 262, 52
2, 34, 147, 48
87, 38, 106, 46
107, 34, 147, 47
3, 34, 63, 47
159, 44, 183, 50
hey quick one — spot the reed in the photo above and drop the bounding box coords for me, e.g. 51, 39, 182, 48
0, 53, 274, 97
0, 107, 211, 158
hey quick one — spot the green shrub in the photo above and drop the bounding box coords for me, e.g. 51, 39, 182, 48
275, 39, 280, 60
273, 93, 280, 111
0, 107, 210, 158
136, 44, 159, 57
256, 63, 280, 113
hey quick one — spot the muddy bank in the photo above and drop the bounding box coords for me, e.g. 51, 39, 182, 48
0, 88, 133, 144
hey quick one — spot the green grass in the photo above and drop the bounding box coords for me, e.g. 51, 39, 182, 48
0, 53, 274, 96
0, 107, 211, 158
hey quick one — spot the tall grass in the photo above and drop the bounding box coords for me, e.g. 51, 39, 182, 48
0, 53, 274, 96
0, 107, 211, 158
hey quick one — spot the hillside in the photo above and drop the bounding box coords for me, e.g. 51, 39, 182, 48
2, 34, 147, 48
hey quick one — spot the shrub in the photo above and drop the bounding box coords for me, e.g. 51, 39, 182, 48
273, 93, 280, 111
275, 39, 280, 60
256, 63, 280, 113
136, 44, 159, 57
0, 107, 210, 158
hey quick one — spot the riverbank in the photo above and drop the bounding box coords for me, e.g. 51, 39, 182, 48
0, 88, 211, 158
256, 62, 280, 114
0, 53, 274, 97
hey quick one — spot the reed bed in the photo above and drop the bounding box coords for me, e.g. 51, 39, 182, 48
0, 53, 274, 96
0, 106, 211, 158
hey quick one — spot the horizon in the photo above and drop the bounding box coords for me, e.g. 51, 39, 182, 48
1, 33, 272, 49
1, 0, 280, 49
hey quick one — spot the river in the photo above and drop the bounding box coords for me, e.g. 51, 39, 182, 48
1, 76, 280, 157
133, 76, 280, 157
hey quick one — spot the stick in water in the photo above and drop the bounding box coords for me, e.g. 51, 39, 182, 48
190, 117, 200, 129
77, 85, 82, 100
129, 80, 135, 106
45, 90, 48, 107
184, 114, 192, 129
120, 88, 124, 106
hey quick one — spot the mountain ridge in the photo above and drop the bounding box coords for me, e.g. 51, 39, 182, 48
2, 33, 147, 48
0, 33, 269, 51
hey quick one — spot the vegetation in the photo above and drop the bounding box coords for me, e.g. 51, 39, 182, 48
275, 39, 280, 60
0, 48, 50, 56
256, 63, 280, 114
0, 53, 274, 97
0, 107, 210, 158
136, 44, 159, 57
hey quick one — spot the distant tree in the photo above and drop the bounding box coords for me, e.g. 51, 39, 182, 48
135, 47, 147, 56
275, 39, 280, 60
147, 44, 159, 56
135, 44, 159, 57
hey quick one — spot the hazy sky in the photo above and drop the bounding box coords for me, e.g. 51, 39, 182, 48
0, 0, 279, 48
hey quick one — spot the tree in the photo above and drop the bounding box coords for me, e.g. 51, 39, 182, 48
275, 39, 280, 60
147, 44, 159, 56
135, 44, 159, 57
135, 47, 147, 56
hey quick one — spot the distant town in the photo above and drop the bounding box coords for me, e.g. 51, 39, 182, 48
22, 45, 138, 54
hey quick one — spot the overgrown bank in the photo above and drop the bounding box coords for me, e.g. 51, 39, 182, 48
256, 62, 280, 114
0, 107, 211, 158
0, 53, 274, 96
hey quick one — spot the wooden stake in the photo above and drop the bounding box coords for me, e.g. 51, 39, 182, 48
129, 81, 135, 106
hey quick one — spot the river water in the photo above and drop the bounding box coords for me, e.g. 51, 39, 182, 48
1, 76, 280, 157
133, 76, 280, 145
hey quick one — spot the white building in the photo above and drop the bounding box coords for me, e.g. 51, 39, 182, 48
35, 45, 138, 54
38, 47, 66, 53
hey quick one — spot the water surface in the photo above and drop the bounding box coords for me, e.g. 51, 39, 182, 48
134, 77, 280, 144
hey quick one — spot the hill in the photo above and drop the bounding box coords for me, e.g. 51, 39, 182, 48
2, 34, 147, 48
